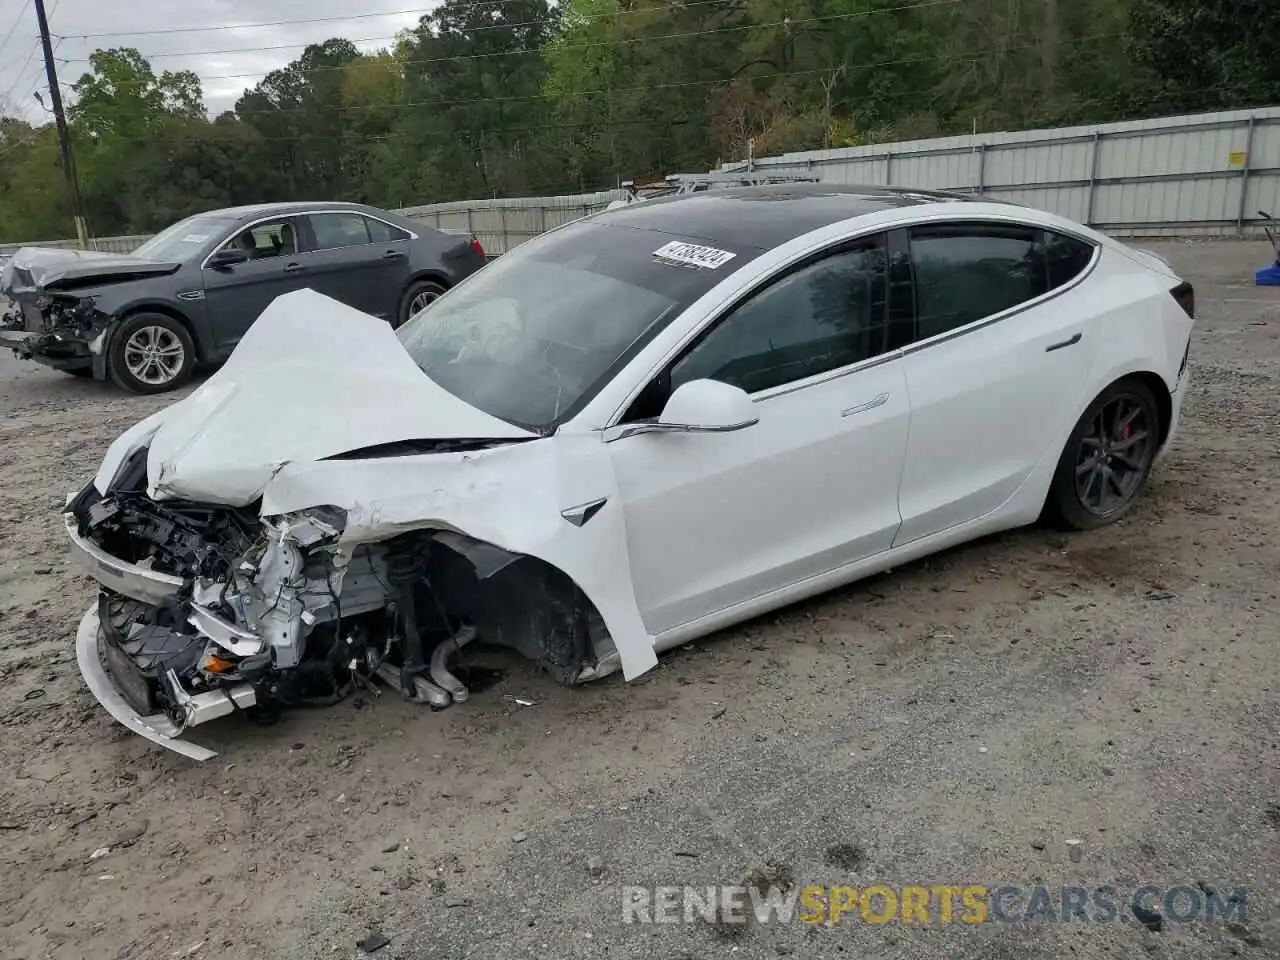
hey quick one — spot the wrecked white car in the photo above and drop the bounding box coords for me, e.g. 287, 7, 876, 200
68, 184, 1193, 759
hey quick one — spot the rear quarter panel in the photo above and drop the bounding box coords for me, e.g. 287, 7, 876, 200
1082, 246, 1191, 398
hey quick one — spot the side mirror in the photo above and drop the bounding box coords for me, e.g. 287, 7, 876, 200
207, 247, 249, 269
604, 379, 758, 442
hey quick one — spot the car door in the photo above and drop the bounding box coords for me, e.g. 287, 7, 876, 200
608, 234, 915, 636
201, 217, 310, 354
298, 212, 412, 320
893, 222, 1100, 546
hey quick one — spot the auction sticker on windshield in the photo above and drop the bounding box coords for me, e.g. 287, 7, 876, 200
652, 240, 737, 270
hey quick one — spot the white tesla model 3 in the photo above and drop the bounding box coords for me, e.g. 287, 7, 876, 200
67, 184, 1195, 758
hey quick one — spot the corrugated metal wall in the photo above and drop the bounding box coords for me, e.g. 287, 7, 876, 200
719, 107, 1280, 238
4, 107, 1277, 254
399, 189, 624, 255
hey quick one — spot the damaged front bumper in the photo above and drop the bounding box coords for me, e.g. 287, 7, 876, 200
65, 511, 184, 606
0, 296, 109, 373
76, 605, 254, 762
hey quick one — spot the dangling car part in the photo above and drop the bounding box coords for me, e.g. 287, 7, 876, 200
68, 184, 1194, 760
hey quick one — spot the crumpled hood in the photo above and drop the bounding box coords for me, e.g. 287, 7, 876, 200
1, 245, 181, 296
95, 289, 535, 507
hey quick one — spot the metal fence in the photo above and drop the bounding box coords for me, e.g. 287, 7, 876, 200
719, 106, 1280, 238
3, 106, 1278, 254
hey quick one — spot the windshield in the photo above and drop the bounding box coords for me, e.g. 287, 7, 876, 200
397, 221, 759, 431
132, 214, 237, 262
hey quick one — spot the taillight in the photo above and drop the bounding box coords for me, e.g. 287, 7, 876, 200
1170, 281, 1195, 318
470, 237, 486, 260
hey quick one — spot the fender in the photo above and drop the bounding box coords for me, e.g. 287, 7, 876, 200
259, 432, 660, 681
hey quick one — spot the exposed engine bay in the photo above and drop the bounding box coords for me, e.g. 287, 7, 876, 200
69, 441, 610, 758
1, 290, 111, 362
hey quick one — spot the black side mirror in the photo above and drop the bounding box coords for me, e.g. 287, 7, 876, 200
207, 247, 250, 268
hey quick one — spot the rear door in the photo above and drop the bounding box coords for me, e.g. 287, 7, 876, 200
201, 216, 309, 354
893, 222, 1099, 545
298, 212, 412, 320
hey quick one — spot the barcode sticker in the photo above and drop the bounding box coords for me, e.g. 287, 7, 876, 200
652, 240, 736, 270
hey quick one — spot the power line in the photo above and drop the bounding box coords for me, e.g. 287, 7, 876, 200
58, 0, 962, 67
0, 40, 44, 107
55, 5, 436, 39
0, 0, 32, 63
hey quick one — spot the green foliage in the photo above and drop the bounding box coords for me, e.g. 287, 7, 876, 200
0, 0, 1270, 242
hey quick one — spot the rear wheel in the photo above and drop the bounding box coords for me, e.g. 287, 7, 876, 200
396, 280, 446, 329
1046, 378, 1161, 530
108, 313, 196, 395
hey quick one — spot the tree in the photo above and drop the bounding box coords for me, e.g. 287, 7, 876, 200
1129, 0, 1280, 114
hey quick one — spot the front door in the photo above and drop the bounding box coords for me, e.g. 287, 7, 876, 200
609, 234, 915, 635
299, 212, 413, 320
201, 216, 310, 355
894, 222, 1100, 545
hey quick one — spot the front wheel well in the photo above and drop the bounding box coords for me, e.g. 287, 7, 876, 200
115, 304, 204, 360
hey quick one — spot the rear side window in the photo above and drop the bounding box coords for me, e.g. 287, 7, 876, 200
1045, 230, 1095, 289
367, 217, 411, 243
909, 224, 1046, 340
310, 213, 372, 250
670, 233, 895, 395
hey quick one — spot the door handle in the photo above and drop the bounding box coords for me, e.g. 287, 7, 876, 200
841, 393, 889, 418
382, 249, 406, 260
1045, 332, 1082, 352
284, 262, 305, 273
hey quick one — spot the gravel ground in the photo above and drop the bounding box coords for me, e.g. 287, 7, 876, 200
1, 240, 1279, 960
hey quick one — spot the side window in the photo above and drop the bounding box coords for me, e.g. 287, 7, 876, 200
1044, 230, 1095, 290
310, 213, 372, 250
220, 219, 297, 260
668, 235, 892, 397
909, 225, 1047, 341
366, 216, 410, 243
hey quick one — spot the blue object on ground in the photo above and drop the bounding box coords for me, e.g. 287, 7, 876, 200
1256, 263, 1280, 286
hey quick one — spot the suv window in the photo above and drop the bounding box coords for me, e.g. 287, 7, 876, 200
311, 213, 372, 250
367, 216, 411, 243
669, 235, 893, 396
910, 224, 1047, 340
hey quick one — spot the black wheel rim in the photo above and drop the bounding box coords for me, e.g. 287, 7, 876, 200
1074, 394, 1155, 516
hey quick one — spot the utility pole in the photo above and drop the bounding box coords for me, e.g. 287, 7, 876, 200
34, 0, 88, 247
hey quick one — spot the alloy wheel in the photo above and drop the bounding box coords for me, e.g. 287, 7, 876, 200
1073, 394, 1155, 516
408, 289, 439, 318
123, 325, 186, 386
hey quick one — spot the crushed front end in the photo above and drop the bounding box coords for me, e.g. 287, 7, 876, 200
67, 444, 611, 760
0, 286, 109, 374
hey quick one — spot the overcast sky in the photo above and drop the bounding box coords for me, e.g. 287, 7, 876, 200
0, 0, 429, 122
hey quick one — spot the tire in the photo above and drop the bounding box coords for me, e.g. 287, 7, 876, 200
396, 279, 447, 329
107, 312, 196, 395
1045, 377, 1162, 531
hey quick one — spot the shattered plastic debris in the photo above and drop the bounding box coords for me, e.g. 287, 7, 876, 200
503, 694, 537, 707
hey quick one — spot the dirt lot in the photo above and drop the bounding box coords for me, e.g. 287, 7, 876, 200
1, 240, 1279, 960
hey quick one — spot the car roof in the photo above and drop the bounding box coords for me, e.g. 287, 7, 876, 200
198, 200, 391, 223
591, 182, 981, 250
